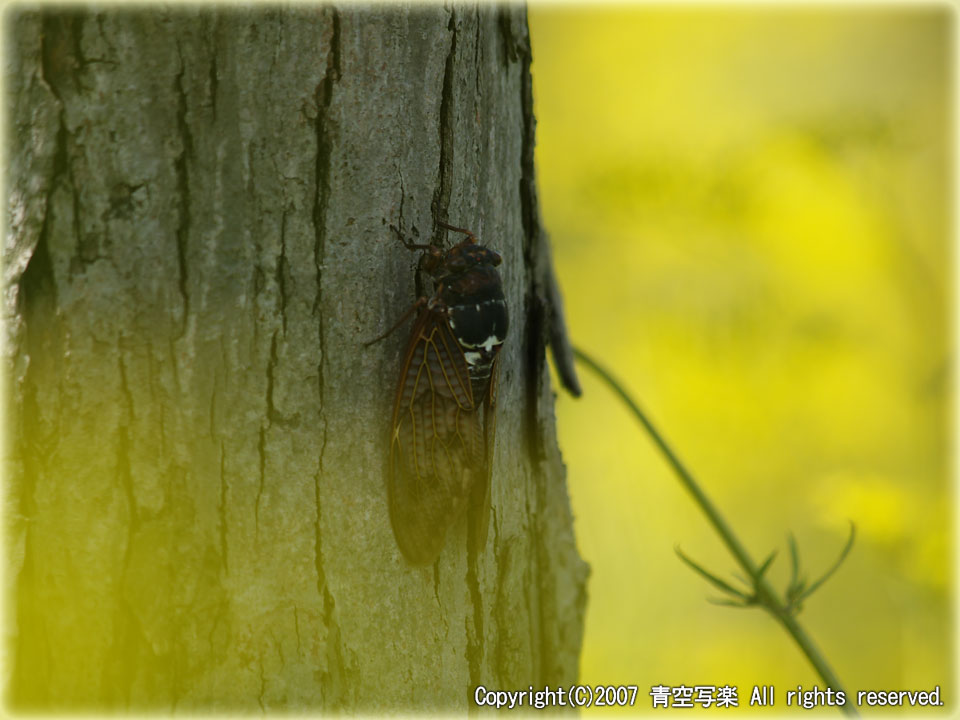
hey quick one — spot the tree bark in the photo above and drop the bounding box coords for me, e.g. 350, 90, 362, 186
4, 5, 587, 711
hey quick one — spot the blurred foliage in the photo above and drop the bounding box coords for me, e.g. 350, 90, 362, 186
530, 6, 952, 712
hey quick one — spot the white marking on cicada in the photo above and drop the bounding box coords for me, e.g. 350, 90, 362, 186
481, 335, 502, 352
459, 333, 504, 350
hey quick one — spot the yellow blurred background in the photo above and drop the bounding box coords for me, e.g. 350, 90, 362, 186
530, 5, 953, 713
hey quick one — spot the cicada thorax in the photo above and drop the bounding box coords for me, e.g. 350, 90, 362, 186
386, 223, 508, 565
440, 265, 508, 387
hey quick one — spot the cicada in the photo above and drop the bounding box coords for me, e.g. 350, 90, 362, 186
373, 221, 508, 564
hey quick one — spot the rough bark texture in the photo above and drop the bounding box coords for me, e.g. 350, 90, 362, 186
4, 5, 587, 711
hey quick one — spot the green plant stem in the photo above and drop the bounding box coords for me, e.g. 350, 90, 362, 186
572, 347, 857, 717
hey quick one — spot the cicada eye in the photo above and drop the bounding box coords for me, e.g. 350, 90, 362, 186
475, 247, 501, 267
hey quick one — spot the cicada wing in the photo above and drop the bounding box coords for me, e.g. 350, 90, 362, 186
468, 350, 501, 556
388, 310, 482, 564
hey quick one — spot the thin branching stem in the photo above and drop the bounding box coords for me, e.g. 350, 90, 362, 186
572, 347, 857, 717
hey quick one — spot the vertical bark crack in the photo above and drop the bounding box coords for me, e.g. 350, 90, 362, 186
115, 351, 139, 703
431, 10, 457, 228
255, 424, 266, 540
513, 8, 547, 468
38, 13, 96, 272
117, 352, 136, 524
517, 35, 536, 248
474, 8, 483, 101
493, 541, 512, 686
266, 329, 279, 422
313, 7, 340, 396
257, 656, 266, 711
293, 607, 302, 656
522, 292, 546, 465
312, 13, 343, 705
174, 44, 193, 337
209, 381, 217, 441
515, 7, 579, 400
497, 8, 520, 67
311, 4, 338, 516
259, 322, 279, 540
206, 15, 219, 119
219, 440, 228, 572
314, 457, 345, 708
313, 462, 325, 602
466, 548, 484, 697
517, 19, 554, 685
277, 210, 289, 336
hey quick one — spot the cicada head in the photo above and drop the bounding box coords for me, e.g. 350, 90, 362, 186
417, 244, 448, 276
424, 242, 500, 290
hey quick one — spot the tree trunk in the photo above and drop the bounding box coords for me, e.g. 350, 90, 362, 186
4, 5, 587, 712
